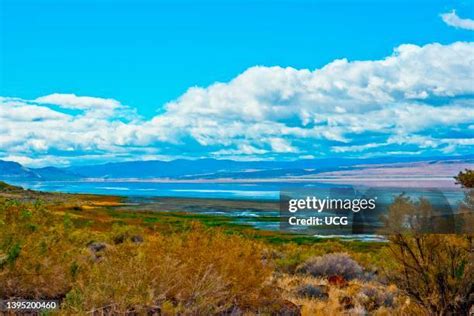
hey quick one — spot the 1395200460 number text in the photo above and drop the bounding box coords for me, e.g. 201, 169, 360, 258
0, 299, 59, 311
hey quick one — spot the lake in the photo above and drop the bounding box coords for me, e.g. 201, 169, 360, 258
11, 180, 340, 200
9, 179, 464, 201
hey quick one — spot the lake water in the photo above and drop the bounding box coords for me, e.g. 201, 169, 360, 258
12, 180, 342, 200
9, 180, 465, 201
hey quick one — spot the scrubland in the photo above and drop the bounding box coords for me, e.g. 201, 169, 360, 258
0, 181, 472, 315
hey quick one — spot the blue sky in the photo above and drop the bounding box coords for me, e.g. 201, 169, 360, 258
2, 0, 473, 117
0, 0, 473, 166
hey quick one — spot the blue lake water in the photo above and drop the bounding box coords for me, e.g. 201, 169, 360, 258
12, 180, 344, 200
11, 180, 467, 204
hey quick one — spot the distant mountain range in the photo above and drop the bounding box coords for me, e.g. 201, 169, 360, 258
0, 160, 80, 181
0, 156, 473, 182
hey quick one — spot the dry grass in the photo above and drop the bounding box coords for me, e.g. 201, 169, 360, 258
0, 198, 285, 314
276, 273, 419, 316
62, 225, 279, 314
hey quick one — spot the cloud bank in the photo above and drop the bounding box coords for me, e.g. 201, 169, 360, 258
1, 42, 474, 166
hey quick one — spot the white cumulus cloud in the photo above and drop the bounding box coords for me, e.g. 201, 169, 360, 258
35, 93, 122, 111
441, 10, 474, 30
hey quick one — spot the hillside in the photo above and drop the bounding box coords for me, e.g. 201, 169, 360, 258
0, 181, 24, 192
0, 160, 79, 181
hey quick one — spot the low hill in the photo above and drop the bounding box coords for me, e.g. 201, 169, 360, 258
0, 181, 23, 192
66, 156, 474, 180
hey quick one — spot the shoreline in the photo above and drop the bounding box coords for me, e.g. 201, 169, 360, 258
6, 176, 460, 191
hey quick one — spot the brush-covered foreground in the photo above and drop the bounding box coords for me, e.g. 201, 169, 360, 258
0, 182, 472, 315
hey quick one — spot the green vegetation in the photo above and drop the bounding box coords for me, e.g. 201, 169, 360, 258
374, 169, 474, 315
0, 181, 19, 191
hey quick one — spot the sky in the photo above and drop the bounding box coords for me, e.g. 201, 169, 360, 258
0, 0, 473, 167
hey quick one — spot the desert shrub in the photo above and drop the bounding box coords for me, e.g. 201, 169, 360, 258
109, 223, 144, 244
274, 240, 349, 274
384, 233, 473, 315
296, 284, 329, 300
456, 168, 474, 233
357, 285, 396, 312
382, 193, 473, 315
455, 169, 474, 188
62, 224, 282, 314
278, 273, 406, 316
297, 253, 363, 280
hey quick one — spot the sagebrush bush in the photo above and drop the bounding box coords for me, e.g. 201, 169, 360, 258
62, 225, 281, 314
296, 252, 363, 280
296, 284, 328, 300
109, 223, 144, 244
357, 285, 396, 311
